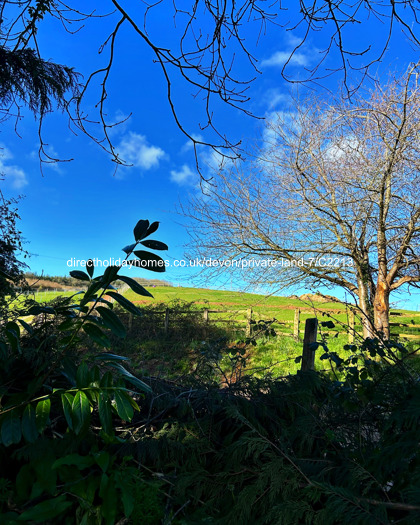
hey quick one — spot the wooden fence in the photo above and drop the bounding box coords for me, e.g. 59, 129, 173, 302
127, 306, 420, 343
127, 307, 360, 341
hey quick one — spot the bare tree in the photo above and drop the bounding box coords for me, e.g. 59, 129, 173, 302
2, 1, 420, 172
185, 63, 420, 339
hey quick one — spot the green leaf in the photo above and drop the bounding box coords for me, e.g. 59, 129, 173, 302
76, 362, 89, 387
96, 306, 126, 338
108, 363, 152, 393
117, 275, 153, 297
95, 353, 130, 363
94, 451, 110, 473
5, 321, 21, 353
133, 219, 149, 241
52, 453, 95, 470
1, 410, 22, 446
36, 398, 51, 432
69, 270, 90, 281
22, 404, 39, 443
99, 473, 118, 525
105, 292, 142, 316
17, 495, 72, 522
140, 239, 168, 250
114, 473, 135, 517
61, 393, 74, 430
16, 464, 32, 500
18, 318, 34, 335
83, 323, 111, 348
98, 393, 113, 435
121, 487, 135, 518
86, 259, 94, 278
28, 304, 55, 315
133, 250, 166, 273
72, 391, 91, 434
100, 371, 114, 388
58, 318, 80, 332
113, 390, 134, 421
6, 320, 20, 337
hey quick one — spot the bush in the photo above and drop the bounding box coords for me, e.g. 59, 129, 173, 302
0, 219, 171, 524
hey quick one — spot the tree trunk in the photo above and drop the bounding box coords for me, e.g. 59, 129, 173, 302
358, 280, 376, 339
373, 280, 390, 339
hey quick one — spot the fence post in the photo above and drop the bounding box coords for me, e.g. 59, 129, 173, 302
301, 318, 318, 371
348, 310, 355, 343
203, 309, 209, 338
294, 309, 300, 340
246, 308, 253, 337
164, 308, 170, 334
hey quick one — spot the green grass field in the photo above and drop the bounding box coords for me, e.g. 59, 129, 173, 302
29, 285, 420, 341
20, 285, 420, 379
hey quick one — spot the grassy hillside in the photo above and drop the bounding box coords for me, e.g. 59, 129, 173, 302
125, 286, 420, 341
28, 285, 420, 341
18, 285, 420, 379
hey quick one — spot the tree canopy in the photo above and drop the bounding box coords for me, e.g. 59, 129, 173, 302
186, 63, 420, 338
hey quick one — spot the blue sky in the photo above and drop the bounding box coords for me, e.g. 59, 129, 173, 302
1, 2, 420, 310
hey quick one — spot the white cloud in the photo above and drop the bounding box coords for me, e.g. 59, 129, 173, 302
261, 50, 310, 68
170, 164, 196, 186
0, 145, 28, 189
116, 132, 165, 170
285, 33, 304, 48
0, 145, 13, 161
1, 164, 28, 189
263, 88, 289, 110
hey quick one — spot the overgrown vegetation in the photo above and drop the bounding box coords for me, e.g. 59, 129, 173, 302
1, 220, 419, 524
0, 190, 28, 319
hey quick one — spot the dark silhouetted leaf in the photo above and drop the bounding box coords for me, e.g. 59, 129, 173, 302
18, 318, 33, 335
98, 393, 113, 435
105, 292, 142, 316
96, 307, 126, 338
117, 275, 153, 297
140, 239, 168, 250
17, 495, 72, 522
69, 270, 90, 281
108, 363, 152, 393
133, 250, 166, 273
86, 259, 94, 278
76, 362, 89, 388
22, 404, 38, 443
133, 219, 149, 241
146, 221, 159, 236
52, 453, 95, 470
103, 265, 120, 283
1, 410, 21, 446
83, 323, 111, 348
